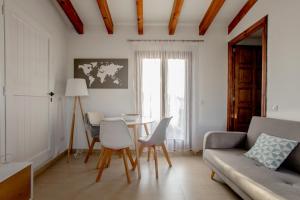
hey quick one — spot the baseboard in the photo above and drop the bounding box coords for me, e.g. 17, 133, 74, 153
73, 148, 202, 156
34, 150, 67, 178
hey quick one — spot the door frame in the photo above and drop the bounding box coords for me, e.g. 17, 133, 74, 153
0, 0, 5, 160
227, 16, 268, 130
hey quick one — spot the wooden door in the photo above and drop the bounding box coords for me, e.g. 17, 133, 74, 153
232, 46, 262, 131
4, 1, 51, 167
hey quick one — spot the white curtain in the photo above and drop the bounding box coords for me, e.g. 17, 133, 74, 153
135, 50, 192, 151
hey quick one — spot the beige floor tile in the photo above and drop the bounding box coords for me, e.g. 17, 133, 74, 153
34, 153, 241, 200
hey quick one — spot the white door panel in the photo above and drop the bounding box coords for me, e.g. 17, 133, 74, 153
5, 95, 25, 161
4, 2, 50, 167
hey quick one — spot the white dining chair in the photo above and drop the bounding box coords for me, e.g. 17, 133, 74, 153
84, 112, 104, 163
135, 117, 173, 178
96, 118, 135, 184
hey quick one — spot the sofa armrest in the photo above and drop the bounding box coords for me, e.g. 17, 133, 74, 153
204, 131, 247, 150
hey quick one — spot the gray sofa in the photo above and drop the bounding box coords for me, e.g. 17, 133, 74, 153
203, 117, 300, 200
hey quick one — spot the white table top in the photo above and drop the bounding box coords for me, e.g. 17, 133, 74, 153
102, 117, 154, 126
125, 117, 154, 126
0, 162, 31, 182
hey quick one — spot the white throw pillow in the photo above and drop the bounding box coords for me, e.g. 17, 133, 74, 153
245, 133, 298, 170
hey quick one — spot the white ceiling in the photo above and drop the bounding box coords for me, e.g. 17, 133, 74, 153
60, 0, 248, 29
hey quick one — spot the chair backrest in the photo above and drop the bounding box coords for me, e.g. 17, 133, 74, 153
147, 117, 172, 145
100, 118, 133, 149
86, 112, 104, 126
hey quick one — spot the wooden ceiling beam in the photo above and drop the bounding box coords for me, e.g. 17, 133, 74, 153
199, 0, 225, 35
57, 0, 84, 34
96, 0, 114, 34
168, 0, 184, 35
136, 0, 143, 35
228, 0, 257, 34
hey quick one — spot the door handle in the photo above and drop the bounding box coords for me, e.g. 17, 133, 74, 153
48, 92, 55, 102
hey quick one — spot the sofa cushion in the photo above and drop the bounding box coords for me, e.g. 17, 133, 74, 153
204, 149, 300, 200
245, 133, 298, 170
247, 117, 300, 173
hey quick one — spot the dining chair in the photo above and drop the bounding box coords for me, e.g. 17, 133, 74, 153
84, 112, 104, 163
96, 118, 135, 184
135, 117, 173, 178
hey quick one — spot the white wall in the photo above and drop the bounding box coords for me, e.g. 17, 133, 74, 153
228, 0, 300, 122
67, 24, 227, 151
1, 0, 68, 166
196, 24, 228, 150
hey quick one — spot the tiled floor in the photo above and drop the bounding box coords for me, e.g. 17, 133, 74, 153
34, 152, 241, 200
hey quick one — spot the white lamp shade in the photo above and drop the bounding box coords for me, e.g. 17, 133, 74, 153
65, 78, 88, 97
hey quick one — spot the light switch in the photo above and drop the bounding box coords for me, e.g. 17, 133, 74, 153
272, 105, 279, 111
200, 100, 204, 105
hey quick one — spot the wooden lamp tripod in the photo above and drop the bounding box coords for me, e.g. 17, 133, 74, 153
65, 78, 90, 162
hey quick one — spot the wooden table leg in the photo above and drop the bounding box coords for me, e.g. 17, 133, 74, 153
143, 124, 150, 135
143, 124, 152, 161
133, 125, 141, 179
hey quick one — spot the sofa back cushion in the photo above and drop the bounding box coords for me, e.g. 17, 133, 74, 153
247, 117, 300, 173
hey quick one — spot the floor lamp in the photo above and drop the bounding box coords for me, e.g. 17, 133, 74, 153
65, 78, 90, 162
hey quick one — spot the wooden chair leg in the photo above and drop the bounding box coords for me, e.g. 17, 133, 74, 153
125, 148, 135, 169
153, 146, 158, 179
211, 170, 216, 180
147, 147, 151, 161
122, 149, 131, 184
161, 144, 172, 167
96, 149, 104, 169
96, 149, 109, 182
106, 150, 113, 168
84, 138, 96, 163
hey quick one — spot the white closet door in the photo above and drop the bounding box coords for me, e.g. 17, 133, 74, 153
4, 3, 50, 167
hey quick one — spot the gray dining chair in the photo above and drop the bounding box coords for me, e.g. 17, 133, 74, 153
84, 112, 104, 163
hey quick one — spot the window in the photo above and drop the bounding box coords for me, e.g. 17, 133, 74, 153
136, 52, 191, 151
166, 59, 186, 143
141, 59, 161, 122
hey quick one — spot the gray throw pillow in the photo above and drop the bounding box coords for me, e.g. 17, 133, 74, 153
245, 133, 298, 170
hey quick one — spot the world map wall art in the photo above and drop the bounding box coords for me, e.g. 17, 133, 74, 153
74, 58, 128, 89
